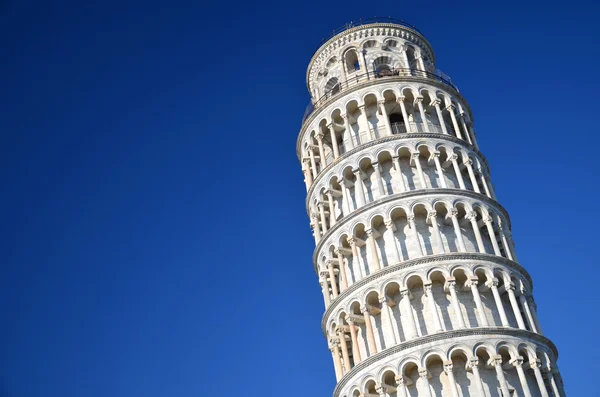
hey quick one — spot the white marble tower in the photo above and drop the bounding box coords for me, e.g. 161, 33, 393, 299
296, 18, 566, 397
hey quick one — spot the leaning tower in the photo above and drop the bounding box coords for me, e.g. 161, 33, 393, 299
297, 18, 566, 397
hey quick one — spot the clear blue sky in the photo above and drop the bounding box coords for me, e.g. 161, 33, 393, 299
2, 1, 598, 396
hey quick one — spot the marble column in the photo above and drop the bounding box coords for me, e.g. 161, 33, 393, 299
531, 359, 550, 397
449, 209, 467, 252
443, 362, 460, 397
361, 306, 378, 356
365, 228, 381, 271
468, 277, 489, 326
424, 283, 443, 332
506, 282, 527, 330
401, 289, 418, 339
446, 279, 466, 328
486, 278, 510, 327
346, 318, 362, 364
432, 151, 448, 188
512, 356, 533, 397
467, 358, 486, 396
379, 100, 392, 136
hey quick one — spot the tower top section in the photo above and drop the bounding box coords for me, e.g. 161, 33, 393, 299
305, 18, 435, 99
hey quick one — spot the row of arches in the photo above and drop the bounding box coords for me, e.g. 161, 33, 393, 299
326, 264, 541, 381
336, 339, 564, 397
301, 85, 475, 186
312, 37, 433, 102
315, 200, 515, 299
308, 142, 494, 233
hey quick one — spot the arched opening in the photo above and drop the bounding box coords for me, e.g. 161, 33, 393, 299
345, 49, 360, 73
324, 77, 340, 97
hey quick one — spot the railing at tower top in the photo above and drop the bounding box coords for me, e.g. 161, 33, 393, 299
314, 17, 423, 52
301, 68, 459, 124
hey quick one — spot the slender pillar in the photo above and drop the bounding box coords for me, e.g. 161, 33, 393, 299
506, 283, 527, 330
468, 277, 489, 326
328, 123, 340, 159
319, 275, 330, 307
335, 249, 349, 290
408, 215, 424, 256
401, 289, 418, 339
318, 202, 328, 233
486, 278, 510, 327
412, 152, 427, 188
337, 328, 351, 374
302, 159, 313, 188
547, 368, 564, 397
490, 355, 512, 397
432, 99, 449, 134
311, 214, 321, 244
340, 179, 352, 214
361, 306, 378, 355
326, 191, 336, 228
372, 162, 385, 198
468, 358, 486, 396
397, 98, 411, 132
467, 211, 487, 253
429, 211, 446, 254
480, 172, 493, 198
450, 154, 466, 189
342, 113, 355, 149
308, 146, 318, 179
316, 133, 326, 167
395, 376, 409, 397
531, 359, 551, 397
379, 100, 392, 136
520, 294, 538, 333
392, 156, 407, 192
447, 105, 463, 139
500, 229, 514, 261
401, 45, 410, 72
424, 283, 443, 332
446, 279, 466, 328
359, 105, 372, 140
346, 319, 362, 364
384, 220, 401, 263
418, 369, 434, 397
464, 159, 481, 193
484, 216, 502, 256
379, 296, 398, 345
365, 228, 381, 271
432, 152, 448, 188
329, 340, 343, 380
443, 362, 460, 397
449, 209, 467, 252
512, 357, 533, 397
353, 169, 367, 207
459, 113, 473, 145
415, 97, 430, 132
347, 236, 364, 279
327, 262, 338, 298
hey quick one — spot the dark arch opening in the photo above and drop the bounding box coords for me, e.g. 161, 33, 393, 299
390, 113, 406, 134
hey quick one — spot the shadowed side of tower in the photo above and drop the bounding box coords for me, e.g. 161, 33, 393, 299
296, 18, 566, 397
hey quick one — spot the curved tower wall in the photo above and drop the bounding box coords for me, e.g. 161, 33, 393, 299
297, 19, 566, 397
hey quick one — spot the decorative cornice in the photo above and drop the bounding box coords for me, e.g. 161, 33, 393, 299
320, 252, 533, 333
332, 327, 559, 397
304, 133, 490, 207
312, 189, 512, 266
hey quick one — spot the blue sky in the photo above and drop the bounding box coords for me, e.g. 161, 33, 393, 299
2, 1, 599, 396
